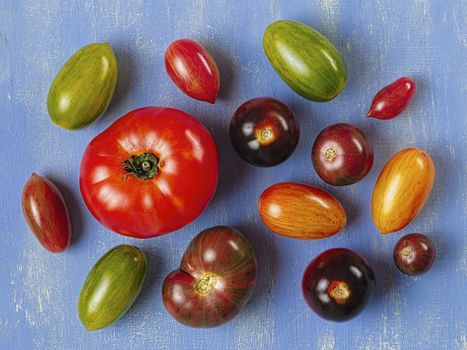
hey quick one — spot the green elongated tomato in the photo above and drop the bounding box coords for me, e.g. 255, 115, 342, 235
78, 245, 147, 331
263, 20, 347, 102
47, 43, 118, 130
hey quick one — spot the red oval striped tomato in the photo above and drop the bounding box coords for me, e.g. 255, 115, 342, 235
165, 39, 220, 104
21, 173, 71, 253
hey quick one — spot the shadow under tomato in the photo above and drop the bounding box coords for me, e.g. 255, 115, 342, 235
429, 231, 446, 272
334, 189, 361, 231
43, 175, 84, 249
366, 253, 400, 302
203, 43, 236, 102
406, 73, 426, 115
233, 222, 278, 315
118, 245, 165, 322
97, 42, 137, 128
205, 113, 251, 209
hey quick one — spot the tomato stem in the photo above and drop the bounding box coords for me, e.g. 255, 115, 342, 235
324, 147, 337, 161
194, 272, 218, 296
122, 152, 159, 180
327, 280, 351, 305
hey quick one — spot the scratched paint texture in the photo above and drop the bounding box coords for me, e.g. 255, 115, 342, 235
0, 0, 466, 349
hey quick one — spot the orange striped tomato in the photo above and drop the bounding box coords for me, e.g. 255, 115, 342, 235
258, 182, 347, 239
371, 148, 435, 234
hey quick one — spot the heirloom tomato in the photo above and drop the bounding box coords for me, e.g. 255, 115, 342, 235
258, 182, 346, 239
371, 148, 435, 234
312, 123, 373, 186
162, 226, 258, 328
21, 174, 72, 253
79, 107, 218, 238
165, 39, 220, 104
230, 97, 299, 167
78, 245, 147, 331
263, 20, 347, 102
367, 77, 416, 120
48, 43, 118, 130
302, 248, 375, 322
393, 233, 436, 276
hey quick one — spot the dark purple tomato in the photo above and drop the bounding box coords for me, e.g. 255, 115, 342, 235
312, 123, 374, 186
302, 248, 375, 322
393, 233, 436, 276
229, 97, 299, 167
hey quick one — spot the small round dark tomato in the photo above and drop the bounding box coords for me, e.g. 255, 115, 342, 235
312, 123, 373, 186
393, 233, 436, 276
302, 248, 375, 322
229, 97, 299, 167
162, 226, 258, 328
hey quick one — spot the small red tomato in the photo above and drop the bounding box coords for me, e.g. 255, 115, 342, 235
230, 97, 299, 167
21, 173, 72, 253
165, 39, 220, 104
162, 226, 257, 328
393, 233, 436, 276
312, 123, 373, 186
367, 77, 416, 120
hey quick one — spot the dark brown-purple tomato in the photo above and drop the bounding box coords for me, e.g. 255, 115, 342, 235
393, 233, 436, 276
229, 97, 299, 167
312, 123, 373, 186
302, 248, 375, 322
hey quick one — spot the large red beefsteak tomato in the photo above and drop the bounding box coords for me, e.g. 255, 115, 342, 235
79, 107, 218, 238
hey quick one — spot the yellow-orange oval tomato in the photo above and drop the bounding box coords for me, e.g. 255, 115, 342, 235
371, 148, 435, 234
258, 182, 347, 239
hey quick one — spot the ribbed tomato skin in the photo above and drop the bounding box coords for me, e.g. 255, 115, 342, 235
79, 107, 218, 238
162, 226, 257, 328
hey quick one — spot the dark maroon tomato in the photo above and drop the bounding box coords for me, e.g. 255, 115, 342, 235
162, 226, 258, 328
229, 97, 299, 167
21, 173, 72, 253
393, 233, 436, 276
302, 248, 375, 322
312, 123, 374, 186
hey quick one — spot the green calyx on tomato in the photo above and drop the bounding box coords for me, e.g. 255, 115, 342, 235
79, 107, 219, 238
122, 152, 159, 180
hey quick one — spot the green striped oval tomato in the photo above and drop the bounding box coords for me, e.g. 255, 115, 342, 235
263, 20, 347, 102
78, 245, 147, 331
47, 43, 118, 130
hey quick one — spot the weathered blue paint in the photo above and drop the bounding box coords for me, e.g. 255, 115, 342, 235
0, 1, 465, 349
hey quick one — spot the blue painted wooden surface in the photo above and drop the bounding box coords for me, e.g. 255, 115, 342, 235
1, 1, 466, 349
